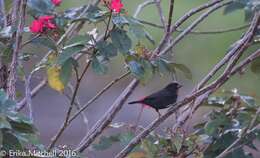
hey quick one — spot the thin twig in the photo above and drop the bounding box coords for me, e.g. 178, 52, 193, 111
67, 83, 89, 130
159, 1, 232, 56
16, 0, 101, 110
133, 0, 155, 18
76, 1, 230, 152
21, 34, 41, 48
175, 11, 260, 130
114, 13, 260, 157
152, 0, 224, 56
68, 71, 130, 124
216, 100, 260, 158
155, 0, 166, 30
138, 19, 249, 34
48, 61, 91, 150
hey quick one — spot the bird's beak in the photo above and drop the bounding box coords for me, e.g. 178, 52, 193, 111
177, 84, 183, 88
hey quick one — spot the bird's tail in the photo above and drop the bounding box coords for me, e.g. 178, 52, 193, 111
128, 101, 142, 104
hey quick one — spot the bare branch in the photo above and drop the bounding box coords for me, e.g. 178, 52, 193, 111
115, 12, 260, 158
153, 0, 224, 56
0, 0, 7, 27
7, 0, 27, 99
48, 60, 91, 149
175, 11, 260, 130
68, 71, 130, 124
16, 0, 101, 110
154, 0, 166, 31
138, 19, 249, 34
76, 79, 139, 152
166, 0, 175, 33
133, 0, 155, 18
159, 1, 232, 56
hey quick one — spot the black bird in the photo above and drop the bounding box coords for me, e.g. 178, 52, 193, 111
128, 82, 182, 116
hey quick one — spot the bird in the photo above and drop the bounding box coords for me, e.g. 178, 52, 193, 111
128, 82, 182, 116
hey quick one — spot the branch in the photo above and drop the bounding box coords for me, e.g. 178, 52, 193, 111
76, 79, 139, 152
159, 1, 232, 56
133, 0, 155, 18
68, 71, 130, 124
138, 19, 249, 34
216, 97, 260, 158
7, 0, 27, 99
166, 0, 174, 33
0, 0, 7, 27
154, 0, 166, 31
74, 0, 231, 151
115, 12, 260, 158
153, 0, 224, 56
16, 0, 101, 110
176, 11, 260, 129
17, 78, 47, 111
48, 60, 91, 149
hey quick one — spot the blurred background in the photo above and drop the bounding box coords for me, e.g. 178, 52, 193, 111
19, 0, 260, 157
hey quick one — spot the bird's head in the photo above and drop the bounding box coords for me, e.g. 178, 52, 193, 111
165, 82, 182, 91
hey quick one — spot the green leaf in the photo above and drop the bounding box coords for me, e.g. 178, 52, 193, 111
66, 34, 91, 46
79, 5, 108, 22
140, 59, 154, 84
142, 139, 158, 158
204, 132, 237, 157
111, 28, 132, 54
0, 130, 3, 148
57, 45, 84, 65
168, 63, 192, 80
153, 58, 172, 75
204, 113, 230, 136
14, 133, 43, 149
31, 36, 57, 51
0, 26, 12, 38
172, 134, 183, 154
60, 58, 75, 85
96, 41, 118, 58
28, 0, 54, 15
2, 131, 22, 150
128, 60, 145, 79
92, 135, 120, 151
91, 56, 108, 75
223, 2, 245, 15
0, 115, 11, 129
9, 121, 38, 134
203, 96, 226, 108
251, 57, 260, 74
240, 95, 256, 107
129, 24, 146, 39
0, 89, 16, 110
112, 15, 129, 26
119, 132, 135, 146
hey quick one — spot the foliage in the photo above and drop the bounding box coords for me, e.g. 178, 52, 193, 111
0, 90, 42, 152
92, 89, 260, 157
0, 0, 259, 157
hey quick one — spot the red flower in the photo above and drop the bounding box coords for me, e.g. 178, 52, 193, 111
30, 20, 44, 33
29, 15, 57, 33
110, 0, 124, 13
51, 0, 62, 6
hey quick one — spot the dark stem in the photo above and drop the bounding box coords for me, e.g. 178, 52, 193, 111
166, 0, 174, 33
47, 60, 91, 150
104, 11, 113, 40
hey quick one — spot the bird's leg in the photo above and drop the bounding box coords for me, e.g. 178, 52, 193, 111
156, 109, 161, 118
133, 105, 144, 133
